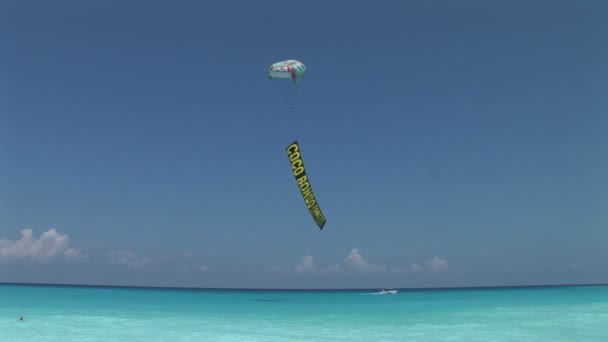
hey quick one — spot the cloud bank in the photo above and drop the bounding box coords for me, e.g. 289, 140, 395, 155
345, 248, 387, 273
0, 229, 85, 262
107, 250, 151, 268
294, 255, 316, 273
1, 229, 449, 279
427, 256, 449, 271
268, 249, 450, 276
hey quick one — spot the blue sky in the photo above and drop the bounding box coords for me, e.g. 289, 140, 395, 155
1, 0, 607, 289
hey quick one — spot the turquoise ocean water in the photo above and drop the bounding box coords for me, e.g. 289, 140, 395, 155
1, 284, 607, 341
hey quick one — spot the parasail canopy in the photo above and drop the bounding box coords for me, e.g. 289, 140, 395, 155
268, 60, 306, 83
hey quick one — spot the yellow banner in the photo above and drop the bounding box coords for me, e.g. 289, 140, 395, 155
286, 141, 327, 230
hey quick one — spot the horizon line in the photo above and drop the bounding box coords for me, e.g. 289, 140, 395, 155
1, 281, 606, 292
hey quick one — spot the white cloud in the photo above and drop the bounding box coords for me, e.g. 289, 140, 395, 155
0, 229, 85, 262
64, 248, 88, 262
294, 255, 316, 273
271, 252, 446, 277
345, 248, 386, 273
427, 256, 448, 272
108, 250, 151, 268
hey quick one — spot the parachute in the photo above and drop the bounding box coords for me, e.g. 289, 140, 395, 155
268, 60, 306, 83
268, 60, 306, 109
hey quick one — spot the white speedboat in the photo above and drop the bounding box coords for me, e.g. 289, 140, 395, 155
378, 288, 398, 295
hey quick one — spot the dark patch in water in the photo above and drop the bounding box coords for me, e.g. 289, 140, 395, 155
248, 298, 291, 303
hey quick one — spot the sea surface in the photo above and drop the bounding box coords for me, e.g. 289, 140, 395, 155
1, 284, 607, 341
